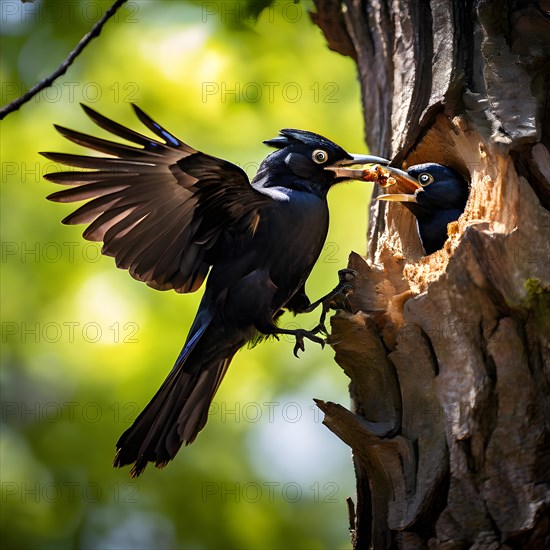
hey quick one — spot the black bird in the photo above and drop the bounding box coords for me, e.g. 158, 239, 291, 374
41, 104, 388, 476
375, 163, 469, 254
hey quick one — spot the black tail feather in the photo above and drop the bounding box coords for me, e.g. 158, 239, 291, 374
114, 355, 232, 477
113, 317, 244, 477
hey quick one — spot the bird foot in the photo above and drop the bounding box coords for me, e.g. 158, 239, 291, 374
315, 268, 357, 325
310, 321, 329, 337
332, 268, 357, 300
292, 329, 326, 358
300, 269, 357, 338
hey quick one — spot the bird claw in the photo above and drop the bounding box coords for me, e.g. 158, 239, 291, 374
338, 268, 358, 284
293, 329, 326, 358
327, 269, 357, 312
333, 269, 357, 298
293, 338, 305, 358
310, 322, 329, 337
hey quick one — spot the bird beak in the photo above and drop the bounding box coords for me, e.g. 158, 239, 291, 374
375, 166, 422, 203
325, 154, 391, 179
349, 154, 392, 165
377, 193, 419, 203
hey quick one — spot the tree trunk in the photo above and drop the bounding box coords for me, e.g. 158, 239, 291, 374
312, 0, 550, 547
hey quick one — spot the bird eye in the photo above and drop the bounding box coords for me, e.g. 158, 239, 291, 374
312, 149, 328, 164
419, 173, 434, 186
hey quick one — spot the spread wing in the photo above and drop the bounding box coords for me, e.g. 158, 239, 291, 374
42, 104, 272, 293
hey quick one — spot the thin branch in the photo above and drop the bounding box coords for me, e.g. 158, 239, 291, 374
0, 0, 128, 120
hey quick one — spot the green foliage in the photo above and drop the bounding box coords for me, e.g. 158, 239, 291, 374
245, 0, 284, 20
524, 278, 550, 331
525, 277, 549, 298
1, 1, 371, 548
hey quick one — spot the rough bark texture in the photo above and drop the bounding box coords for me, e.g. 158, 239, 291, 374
313, 0, 550, 547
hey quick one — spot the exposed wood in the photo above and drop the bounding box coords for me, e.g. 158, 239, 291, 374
312, 0, 550, 547
309, 0, 357, 59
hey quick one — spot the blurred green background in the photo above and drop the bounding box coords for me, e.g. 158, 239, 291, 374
1, 1, 374, 548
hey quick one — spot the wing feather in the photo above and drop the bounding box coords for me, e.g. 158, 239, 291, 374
45, 170, 138, 185
42, 104, 272, 292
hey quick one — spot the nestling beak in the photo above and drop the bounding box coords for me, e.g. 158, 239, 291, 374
325, 154, 391, 179
375, 166, 422, 203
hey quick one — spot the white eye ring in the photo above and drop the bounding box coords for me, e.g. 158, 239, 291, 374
419, 173, 434, 186
312, 149, 328, 164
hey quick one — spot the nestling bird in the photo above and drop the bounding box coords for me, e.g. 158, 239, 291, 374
41, 104, 388, 476
376, 163, 469, 254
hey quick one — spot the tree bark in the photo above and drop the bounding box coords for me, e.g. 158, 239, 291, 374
312, 0, 550, 547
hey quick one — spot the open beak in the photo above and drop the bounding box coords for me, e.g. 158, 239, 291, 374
325, 154, 391, 179
375, 166, 422, 203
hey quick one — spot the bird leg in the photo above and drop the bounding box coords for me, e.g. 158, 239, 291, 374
264, 269, 356, 357
304, 269, 357, 335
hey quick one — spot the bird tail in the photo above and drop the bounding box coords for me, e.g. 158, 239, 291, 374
113, 316, 243, 477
